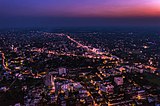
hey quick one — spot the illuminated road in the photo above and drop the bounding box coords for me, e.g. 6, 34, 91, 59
0, 52, 10, 71
66, 35, 104, 55
66, 35, 120, 60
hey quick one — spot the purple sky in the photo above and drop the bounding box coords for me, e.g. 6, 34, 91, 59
1, 0, 160, 17
0, 0, 160, 27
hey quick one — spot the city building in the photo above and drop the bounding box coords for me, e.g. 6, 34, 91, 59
114, 77, 123, 86
45, 73, 55, 87
58, 67, 67, 76
100, 84, 114, 93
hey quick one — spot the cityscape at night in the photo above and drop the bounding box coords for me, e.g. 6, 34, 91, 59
0, 0, 160, 106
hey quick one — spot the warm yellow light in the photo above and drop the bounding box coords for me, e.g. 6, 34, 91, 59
137, 95, 141, 100
108, 102, 111, 106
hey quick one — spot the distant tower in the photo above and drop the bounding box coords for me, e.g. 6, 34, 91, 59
0, 52, 5, 70
45, 73, 55, 87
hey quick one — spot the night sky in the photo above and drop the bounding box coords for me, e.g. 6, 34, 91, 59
0, 0, 160, 28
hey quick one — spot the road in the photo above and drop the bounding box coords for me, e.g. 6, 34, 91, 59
66, 35, 120, 60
